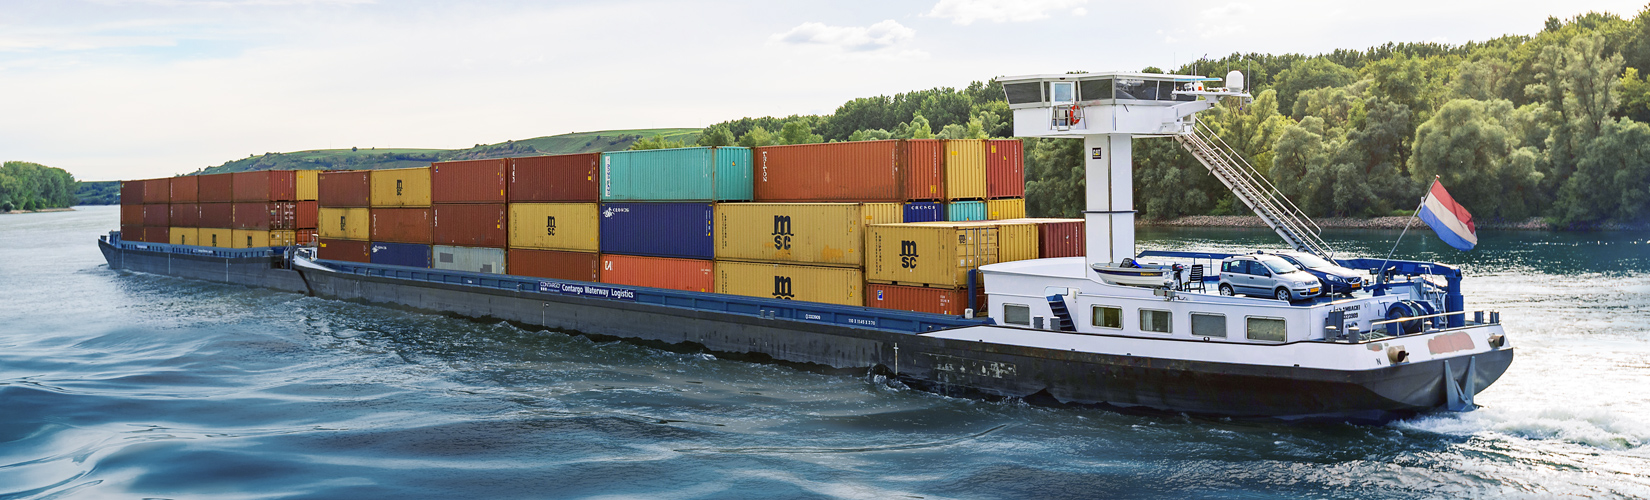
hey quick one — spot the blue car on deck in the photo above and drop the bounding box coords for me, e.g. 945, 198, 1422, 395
1271, 251, 1367, 295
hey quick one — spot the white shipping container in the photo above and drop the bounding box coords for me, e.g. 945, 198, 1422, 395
432, 245, 507, 274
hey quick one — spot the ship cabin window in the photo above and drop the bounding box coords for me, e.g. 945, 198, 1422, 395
1247, 316, 1287, 342
1004, 304, 1031, 326
1115, 78, 1154, 100
1049, 81, 1076, 103
1140, 309, 1172, 333
1079, 79, 1112, 101
1191, 312, 1226, 338
1092, 305, 1122, 329
1003, 82, 1043, 105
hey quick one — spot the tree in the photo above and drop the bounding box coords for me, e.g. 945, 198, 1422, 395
778, 121, 823, 145
1409, 99, 1546, 220
917, 93, 973, 131
1557, 118, 1650, 224
627, 135, 686, 150
737, 126, 777, 148
1272, 58, 1358, 111
1023, 138, 1084, 217
848, 129, 893, 141
895, 113, 934, 139
697, 125, 736, 147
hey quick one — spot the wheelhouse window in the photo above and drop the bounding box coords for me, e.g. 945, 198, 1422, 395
1115, 79, 1153, 100
1049, 81, 1076, 103
1079, 79, 1112, 101
1191, 313, 1226, 338
1003, 83, 1043, 105
1004, 304, 1031, 326
1092, 305, 1122, 329
1247, 316, 1287, 342
1140, 309, 1172, 333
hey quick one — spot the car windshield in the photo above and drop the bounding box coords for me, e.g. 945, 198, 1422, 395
1257, 256, 1300, 274
1287, 253, 1334, 269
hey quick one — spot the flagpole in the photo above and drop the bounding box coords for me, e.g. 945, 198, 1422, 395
1377, 178, 1437, 285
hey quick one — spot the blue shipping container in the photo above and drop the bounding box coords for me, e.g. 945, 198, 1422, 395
947, 201, 986, 222
599, 203, 714, 259
903, 202, 945, 222
370, 241, 432, 268
601, 147, 753, 202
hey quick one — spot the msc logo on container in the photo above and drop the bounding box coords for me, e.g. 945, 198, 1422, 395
395, 179, 404, 196
545, 216, 557, 236
900, 240, 919, 269
772, 215, 793, 250
339, 215, 348, 232
772, 275, 794, 300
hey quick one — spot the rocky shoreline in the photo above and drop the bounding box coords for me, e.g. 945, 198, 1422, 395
1140, 215, 1645, 231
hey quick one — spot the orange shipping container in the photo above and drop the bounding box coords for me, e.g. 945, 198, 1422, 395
170, 175, 199, 203
142, 204, 169, 227
142, 178, 169, 204
198, 173, 234, 203
296, 201, 318, 229
170, 203, 200, 227
120, 204, 143, 225
508, 249, 600, 282
371, 208, 433, 244
754, 141, 903, 202
865, 283, 977, 315
143, 227, 169, 244
432, 159, 507, 204
904, 139, 945, 201
985, 140, 1025, 199
432, 204, 507, 247
232, 171, 297, 202
599, 254, 713, 293
319, 171, 371, 207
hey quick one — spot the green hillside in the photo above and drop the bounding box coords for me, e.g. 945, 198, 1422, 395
197, 128, 701, 175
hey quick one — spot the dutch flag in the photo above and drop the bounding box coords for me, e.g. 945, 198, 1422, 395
1418, 178, 1477, 251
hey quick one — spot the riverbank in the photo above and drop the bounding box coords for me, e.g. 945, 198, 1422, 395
1141, 215, 1648, 231
0, 208, 75, 215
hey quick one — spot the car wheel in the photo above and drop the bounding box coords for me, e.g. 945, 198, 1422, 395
1275, 288, 1292, 301
1219, 284, 1235, 296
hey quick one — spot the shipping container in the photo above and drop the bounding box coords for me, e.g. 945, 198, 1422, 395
507, 203, 598, 252
199, 203, 234, 229
141, 204, 169, 227
944, 220, 1038, 262
753, 141, 902, 202
600, 147, 752, 202
1005, 218, 1086, 258
865, 223, 998, 288
296, 170, 318, 201
432, 204, 507, 247
169, 203, 200, 227
318, 207, 370, 240
370, 167, 432, 207
865, 283, 973, 316
507, 249, 600, 282
230, 229, 268, 248
143, 226, 169, 244
297, 229, 317, 246
120, 181, 143, 206
370, 242, 432, 268
198, 173, 234, 203
714, 261, 863, 306
120, 204, 143, 225
598, 203, 714, 259
431, 159, 507, 204
369, 207, 433, 244
862, 203, 903, 225
905, 139, 945, 201
232, 202, 297, 230
509, 154, 600, 202
169, 227, 200, 246
947, 201, 985, 221
598, 254, 713, 292
986, 198, 1026, 220
318, 238, 370, 262
432, 245, 506, 274
142, 178, 169, 204
199, 228, 233, 248
296, 201, 318, 229
903, 202, 945, 222
985, 139, 1026, 199
170, 175, 199, 203
232, 171, 297, 202
714, 203, 865, 267
271, 230, 297, 247
119, 224, 142, 242
319, 171, 371, 207
944, 139, 988, 200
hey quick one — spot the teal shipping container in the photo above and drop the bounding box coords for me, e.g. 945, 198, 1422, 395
601, 147, 753, 201
947, 201, 986, 222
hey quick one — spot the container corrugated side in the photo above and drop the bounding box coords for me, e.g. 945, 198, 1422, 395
508, 203, 598, 252
509, 154, 600, 202
199, 228, 232, 248
865, 283, 969, 315
432, 245, 506, 274
714, 203, 863, 267
120, 181, 143, 206
297, 229, 317, 245
142, 204, 169, 227
230, 229, 269, 248
198, 203, 233, 228
904, 139, 945, 201
600, 147, 751, 201
143, 227, 170, 244
170, 204, 200, 227
865, 223, 997, 288
944, 139, 987, 200
753, 141, 901, 202
318, 238, 370, 262
904, 202, 945, 222
319, 171, 371, 207
945, 220, 1037, 262
947, 201, 985, 221
599, 255, 713, 293
120, 204, 143, 225
985, 139, 1025, 199
118, 224, 141, 242
270, 230, 297, 247
370, 208, 433, 244
170, 176, 199, 203
370, 167, 432, 207
232, 202, 297, 230
168, 227, 199, 246
432, 204, 507, 248
296, 201, 318, 229
198, 173, 234, 203
862, 203, 903, 225
319, 207, 369, 240
598, 203, 713, 259
986, 198, 1025, 220
142, 179, 169, 204
296, 170, 318, 201
370, 242, 432, 268
232, 171, 297, 202
714, 261, 862, 306
998, 218, 1085, 258
507, 249, 599, 282
432, 159, 507, 204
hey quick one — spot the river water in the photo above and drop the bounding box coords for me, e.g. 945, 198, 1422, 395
2, 206, 1647, 499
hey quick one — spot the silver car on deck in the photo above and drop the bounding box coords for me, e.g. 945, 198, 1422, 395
1218, 254, 1323, 301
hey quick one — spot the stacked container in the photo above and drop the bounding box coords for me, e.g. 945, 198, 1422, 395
998, 218, 1086, 258
710, 203, 870, 305
318, 170, 372, 262
597, 147, 749, 289
118, 178, 171, 243
226, 171, 300, 248
365, 166, 439, 268
507, 153, 602, 282
428, 160, 509, 272
862, 222, 999, 315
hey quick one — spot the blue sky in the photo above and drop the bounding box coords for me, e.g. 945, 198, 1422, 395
2, 0, 1644, 180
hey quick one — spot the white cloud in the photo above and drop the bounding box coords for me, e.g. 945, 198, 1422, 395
926, 0, 1089, 25
772, 20, 916, 52
1200, 2, 1254, 18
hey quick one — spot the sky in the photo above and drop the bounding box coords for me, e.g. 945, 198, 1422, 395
2, 0, 1645, 181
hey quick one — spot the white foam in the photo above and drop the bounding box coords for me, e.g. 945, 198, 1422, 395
1397, 406, 1650, 451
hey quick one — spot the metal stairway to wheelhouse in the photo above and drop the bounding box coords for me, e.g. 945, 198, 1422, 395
1175, 120, 1335, 258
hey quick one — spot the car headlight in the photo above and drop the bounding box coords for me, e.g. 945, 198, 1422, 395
1325, 275, 1343, 282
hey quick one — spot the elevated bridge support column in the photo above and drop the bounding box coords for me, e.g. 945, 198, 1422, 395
1084, 134, 1135, 271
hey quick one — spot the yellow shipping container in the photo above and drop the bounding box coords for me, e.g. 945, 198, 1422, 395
370, 167, 431, 207
865, 223, 997, 288
296, 170, 319, 201
714, 261, 864, 306
986, 198, 1026, 220
939, 220, 1039, 262
508, 203, 599, 252
318, 207, 369, 240
230, 229, 267, 248
199, 228, 233, 248
862, 203, 903, 225
270, 230, 296, 247
944, 139, 987, 200
716, 203, 866, 267
169, 227, 200, 246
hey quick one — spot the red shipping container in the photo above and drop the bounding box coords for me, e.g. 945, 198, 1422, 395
296, 201, 318, 229
142, 204, 169, 227
599, 254, 713, 292
432, 159, 507, 203
170, 204, 200, 227
370, 207, 433, 243
319, 170, 371, 207
170, 176, 199, 203
1037, 219, 1085, 258
986, 140, 1025, 199
509, 154, 601, 202
318, 238, 370, 263
865, 283, 973, 315
232, 171, 297, 202
508, 249, 600, 282
432, 204, 506, 248
905, 139, 945, 201
140, 179, 168, 204
119, 224, 142, 241
231, 202, 297, 230
199, 203, 234, 228
143, 227, 170, 244
120, 204, 143, 225
297, 229, 317, 245
754, 141, 903, 202
120, 181, 144, 206
198, 173, 234, 203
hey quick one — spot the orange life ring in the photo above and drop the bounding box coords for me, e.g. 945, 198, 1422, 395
1065, 104, 1081, 125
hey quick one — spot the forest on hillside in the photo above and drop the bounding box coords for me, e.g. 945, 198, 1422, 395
0, 162, 78, 211
687, 11, 1650, 227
